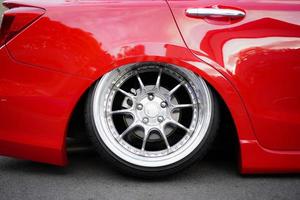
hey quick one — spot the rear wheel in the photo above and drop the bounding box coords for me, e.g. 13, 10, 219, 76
85, 63, 219, 177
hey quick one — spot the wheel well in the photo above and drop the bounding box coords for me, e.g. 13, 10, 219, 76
67, 87, 90, 141
208, 85, 239, 160
66, 65, 239, 158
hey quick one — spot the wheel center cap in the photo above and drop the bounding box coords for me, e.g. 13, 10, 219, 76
144, 102, 159, 117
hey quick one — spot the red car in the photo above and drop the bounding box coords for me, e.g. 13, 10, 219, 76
0, 0, 300, 177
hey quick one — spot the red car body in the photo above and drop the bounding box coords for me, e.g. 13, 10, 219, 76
0, 0, 300, 173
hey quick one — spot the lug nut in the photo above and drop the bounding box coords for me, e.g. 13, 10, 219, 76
161, 101, 167, 108
157, 116, 164, 123
142, 117, 149, 124
137, 104, 143, 110
148, 94, 154, 101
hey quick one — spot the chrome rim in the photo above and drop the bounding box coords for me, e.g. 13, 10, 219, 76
92, 64, 212, 167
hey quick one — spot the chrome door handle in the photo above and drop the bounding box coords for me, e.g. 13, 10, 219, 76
186, 8, 245, 19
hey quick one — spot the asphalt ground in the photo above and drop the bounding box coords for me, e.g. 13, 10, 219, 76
0, 148, 299, 200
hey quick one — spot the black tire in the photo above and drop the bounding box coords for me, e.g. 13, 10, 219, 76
85, 64, 220, 178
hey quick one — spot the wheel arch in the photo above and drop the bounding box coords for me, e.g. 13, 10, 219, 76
66, 57, 256, 170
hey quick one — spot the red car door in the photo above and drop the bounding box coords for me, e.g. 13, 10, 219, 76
167, 0, 300, 150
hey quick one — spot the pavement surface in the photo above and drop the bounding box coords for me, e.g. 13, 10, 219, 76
0, 149, 299, 200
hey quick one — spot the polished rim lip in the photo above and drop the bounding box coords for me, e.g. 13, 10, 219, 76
92, 63, 212, 168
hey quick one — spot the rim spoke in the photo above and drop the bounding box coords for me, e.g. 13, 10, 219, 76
141, 129, 150, 151
168, 120, 191, 134
172, 104, 195, 109
155, 68, 163, 90
169, 82, 185, 96
136, 72, 146, 92
117, 88, 135, 99
108, 109, 133, 115
159, 128, 170, 150
117, 123, 138, 141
